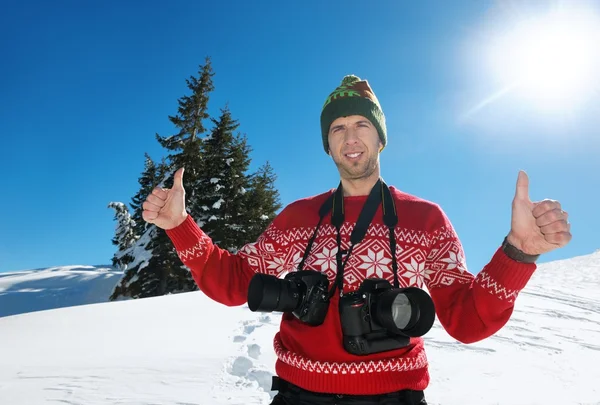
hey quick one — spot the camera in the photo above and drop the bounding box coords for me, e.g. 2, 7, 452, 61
247, 270, 331, 326
339, 278, 436, 355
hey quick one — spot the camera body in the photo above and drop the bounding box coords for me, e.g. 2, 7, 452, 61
339, 278, 435, 356
247, 270, 330, 326
248, 271, 436, 354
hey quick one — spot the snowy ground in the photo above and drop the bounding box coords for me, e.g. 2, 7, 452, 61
0, 265, 123, 318
0, 250, 599, 404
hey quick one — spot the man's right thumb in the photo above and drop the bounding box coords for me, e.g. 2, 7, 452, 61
174, 167, 185, 190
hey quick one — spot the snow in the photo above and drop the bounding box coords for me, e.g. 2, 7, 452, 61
0, 265, 122, 318
211, 178, 220, 183
119, 226, 156, 274
0, 250, 599, 404
213, 198, 225, 209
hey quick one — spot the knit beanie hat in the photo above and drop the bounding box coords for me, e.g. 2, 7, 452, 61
320, 75, 387, 154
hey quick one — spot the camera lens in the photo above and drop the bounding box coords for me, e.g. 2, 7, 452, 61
390, 293, 413, 329
247, 273, 303, 312
375, 287, 435, 337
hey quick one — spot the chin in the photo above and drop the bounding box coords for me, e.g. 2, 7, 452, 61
334, 157, 377, 178
344, 168, 375, 180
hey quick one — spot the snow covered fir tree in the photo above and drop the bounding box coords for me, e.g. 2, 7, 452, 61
109, 57, 281, 300
107, 202, 138, 270
192, 106, 269, 251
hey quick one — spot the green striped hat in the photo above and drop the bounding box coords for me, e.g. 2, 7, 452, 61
320, 75, 387, 154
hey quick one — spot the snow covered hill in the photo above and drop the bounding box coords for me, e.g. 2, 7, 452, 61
0, 265, 122, 318
0, 250, 599, 404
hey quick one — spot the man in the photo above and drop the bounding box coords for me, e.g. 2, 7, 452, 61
142, 75, 571, 405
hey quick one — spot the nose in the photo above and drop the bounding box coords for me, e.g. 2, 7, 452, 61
344, 127, 359, 145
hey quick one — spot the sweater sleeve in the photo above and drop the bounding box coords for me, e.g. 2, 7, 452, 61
165, 208, 294, 307
423, 205, 537, 344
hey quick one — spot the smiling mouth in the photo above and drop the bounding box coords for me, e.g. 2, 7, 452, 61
345, 152, 363, 158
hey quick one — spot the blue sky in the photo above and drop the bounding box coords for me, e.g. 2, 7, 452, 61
1, 0, 599, 274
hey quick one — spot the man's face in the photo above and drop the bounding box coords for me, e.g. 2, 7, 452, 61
328, 115, 382, 180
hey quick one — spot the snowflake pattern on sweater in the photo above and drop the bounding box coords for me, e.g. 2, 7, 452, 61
235, 222, 473, 292
166, 187, 538, 395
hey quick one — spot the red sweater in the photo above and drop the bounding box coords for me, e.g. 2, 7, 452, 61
166, 186, 537, 395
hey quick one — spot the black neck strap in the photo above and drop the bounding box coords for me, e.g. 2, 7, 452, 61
332, 179, 382, 245
298, 178, 399, 297
381, 181, 399, 288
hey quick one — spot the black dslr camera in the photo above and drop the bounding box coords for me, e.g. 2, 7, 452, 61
247, 270, 330, 326
339, 278, 436, 355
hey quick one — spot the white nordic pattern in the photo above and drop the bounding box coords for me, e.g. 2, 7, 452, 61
402, 256, 427, 287
312, 246, 338, 273
177, 221, 515, 302
273, 337, 428, 374
358, 247, 392, 278
476, 270, 520, 303
426, 239, 473, 288
177, 232, 212, 261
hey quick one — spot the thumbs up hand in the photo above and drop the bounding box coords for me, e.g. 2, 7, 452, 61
142, 167, 188, 230
506, 170, 572, 255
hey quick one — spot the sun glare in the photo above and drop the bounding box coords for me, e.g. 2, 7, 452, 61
477, 4, 600, 115
512, 16, 595, 100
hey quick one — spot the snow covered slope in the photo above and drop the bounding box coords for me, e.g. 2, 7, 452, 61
0, 265, 122, 318
0, 250, 598, 404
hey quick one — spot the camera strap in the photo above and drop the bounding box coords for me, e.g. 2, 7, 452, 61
329, 179, 383, 297
298, 178, 400, 297
381, 180, 400, 289
297, 192, 335, 272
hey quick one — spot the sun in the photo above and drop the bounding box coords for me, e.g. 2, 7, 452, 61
471, 3, 600, 117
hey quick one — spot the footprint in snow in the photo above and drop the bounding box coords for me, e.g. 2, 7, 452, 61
247, 343, 261, 359
224, 312, 276, 399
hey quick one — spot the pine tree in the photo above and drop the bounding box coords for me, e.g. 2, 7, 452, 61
193, 106, 254, 252
109, 225, 159, 300
130, 153, 159, 237
107, 202, 138, 269
109, 56, 283, 300
110, 58, 215, 300
109, 155, 172, 300
243, 161, 282, 243
156, 56, 215, 206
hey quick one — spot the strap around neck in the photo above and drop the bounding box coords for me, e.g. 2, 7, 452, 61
332, 179, 383, 247
299, 179, 399, 291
